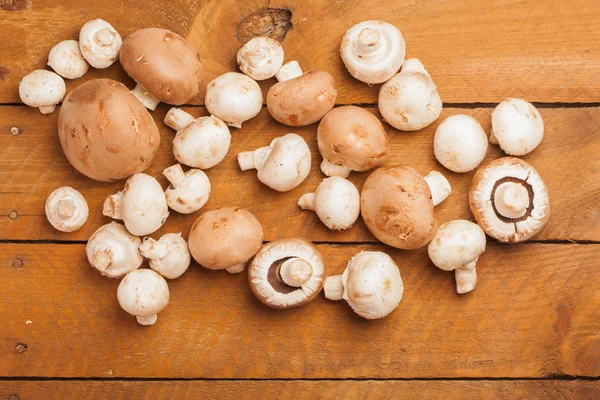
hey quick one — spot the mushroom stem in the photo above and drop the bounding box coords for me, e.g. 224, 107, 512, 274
237, 146, 270, 171
136, 314, 158, 326
131, 83, 160, 110
275, 60, 303, 82
164, 107, 195, 131
39, 105, 56, 114
356, 28, 383, 56
95, 28, 117, 46
93, 242, 121, 271
494, 182, 529, 218
163, 164, 186, 188
102, 192, 123, 219
489, 131, 499, 145
320, 159, 351, 178
139, 238, 168, 260
298, 193, 316, 211
324, 275, 344, 301
279, 257, 313, 287
455, 262, 477, 294
424, 171, 452, 206
226, 263, 246, 274
56, 199, 77, 220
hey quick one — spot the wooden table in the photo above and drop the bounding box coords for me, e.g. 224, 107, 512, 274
1, 0, 599, 398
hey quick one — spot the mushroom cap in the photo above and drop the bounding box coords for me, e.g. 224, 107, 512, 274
86, 222, 143, 278
19, 70, 66, 108
79, 19, 122, 69
237, 36, 284, 80
248, 238, 325, 309
48, 40, 89, 79
317, 106, 389, 174
205, 72, 262, 128
117, 269, 169, 318
173, 116, 231, 169
165, 169, 211, 214
313, 177, 360, 230
120, 28, 204, 104
491, 98, 544, 156
427, 220, 486, 271
470, 157, 550, 243
340, 20, 406, 84
267, 71, 337, 126
188, 207, 264, 270
433, 114, 488, 173
361, 166, 437, 249
378, 58, 442, 131
45, 186, 89, 232
140, 233, 191, 279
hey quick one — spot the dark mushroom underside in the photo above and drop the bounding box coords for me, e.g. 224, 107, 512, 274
267, 257, 302, 294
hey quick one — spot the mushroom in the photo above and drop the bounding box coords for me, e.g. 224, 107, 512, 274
317, 106, 389, 177
324, 251, 403, 319
378, 58, 442, 131
45, 186, 89, 232
470, 157, 550, 243
433, 114, 488, 173
298, 177, 360, 230
238, 133, 311, 192
164, 108, 231, 169
86, 222, 143, 278
117, 269, 169, 326
361, 166, 451, 250
188, 207, 263, 273
79, 19, 122, 69
340, 20, 406, 84
237, 36, 284, 80
267, 61, 337, 127
248, 238, 325, 309
490, 98, 544, 156
103, 173, 169, 236
120, 28, 204, 110
19, 70, 66, 114
205, 72, 262, 128
139, 233, 190, 279
47, 40, 89, 79
428, 220, 486, 294
163, 164, 211, 214
57, 79, 160, 182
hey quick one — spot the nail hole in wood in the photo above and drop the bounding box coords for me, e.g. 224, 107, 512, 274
8, 211, 18, 220
12, 259, 23, 268
9, 126, 20, 135
15, 343, 27, 353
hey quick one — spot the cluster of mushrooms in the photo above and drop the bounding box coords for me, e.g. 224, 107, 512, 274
30, 19, 550, 325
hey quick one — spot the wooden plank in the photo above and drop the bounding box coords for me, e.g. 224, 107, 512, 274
1, 242, 598, 378
1, 106, 598, 242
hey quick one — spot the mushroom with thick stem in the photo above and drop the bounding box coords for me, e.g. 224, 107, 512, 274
45, 186, 89, 232
238, 133, 311, 192
48, 40, 89, 79
428, 220, 486, 294
205, 72, 262, 128
490, 98, 544, 156
139, 233, 191, 279
86, 222, 143, 278
324, 251, 403, 319
470, 157, 550, 243
237, 36, 284, 81
163, 164, 211, 214
298, 177, 360, 230
434, 114, 488, 173
117, 269, 169, 326
248, 238, 325, 309
19, 70, 66, 114
79, 19, 122, 69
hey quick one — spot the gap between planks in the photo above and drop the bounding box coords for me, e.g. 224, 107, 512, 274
0, 376, 598, 381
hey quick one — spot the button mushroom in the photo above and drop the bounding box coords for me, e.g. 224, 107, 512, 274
45, 186, 89, 232
188, 207, 263, 273
470, 157, 550, 243
317, 106, 389, 177
298, 176, 360, 230
267, 61, 337, 127
340, 20, 406, 84
103, 173, 169, 236
47, 40, 89, 79
86, 222, 143, 278
324, 251, 403, 319
433, 114, 488, 173
238, 133, 311, 192
163, 164, 211, 214
139, 233, 190, 279
79, 19, 122, 69
361, 166, 451, 250
57, 79, 160, 182
490, 98, 544, 156
205, 72, 262, 128
378, 58, 442, 131
117, 269, 169, 326
19, 70, 66, 114
248, 238, 325, 309
120, 28, 204, 110
428, 220, 486, 294
237, 36, 284, 81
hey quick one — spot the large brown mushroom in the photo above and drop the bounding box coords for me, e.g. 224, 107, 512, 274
57, 79, 160, 182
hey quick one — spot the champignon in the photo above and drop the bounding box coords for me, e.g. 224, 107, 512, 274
79, 19, 122, 69
163, 164, 211, 214
117, 269, 169, 326
205, 72, 262, 128
237, 36, 284, 80
19, 70, 66, 114
433, 114, 488, 173
490, 98, 544, 156
45, 186, 89, 232
86, 222, 143, 278
48, 40, 89, 79
139, 233, 190, 279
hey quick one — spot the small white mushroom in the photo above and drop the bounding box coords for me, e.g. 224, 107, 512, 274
434, 114, 488, 173
491, 98, 544, 156
205, 72, 263, 128
163, 164, 211, 214
86, 222, 143, 278
45, 186, 89, 232
117, 269, 169, 325
139, 233, 190, 279
428, 220, 486, 294
79, 19, 122, 69
237, 36, 284, 81
19, 70, 66, 114
103, 173, 169, 236
47, 40, 89, 79
238, 133, 311, 192
298, 176, 360, 230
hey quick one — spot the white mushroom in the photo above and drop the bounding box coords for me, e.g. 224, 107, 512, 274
19, 70, 66, 114
86, 222, 143, 278
298, 176, 360, 230
117, 269, 169, 325
238, 133, 311, 192
163, 164, 211, 214
205, 72, 263, 128
47, 40, 89, 79
434, 114, 488, 173
340, 20, 406, 84
491, 98, 544, 156
139, 233, 190, 279
79, 19, 122, 69
103, 173, 169, 236
378, 58, 442, 131
237, 36, 284, 81
324, 251, 403, 319
45, 186, 89, 232
428, 220, 486, 294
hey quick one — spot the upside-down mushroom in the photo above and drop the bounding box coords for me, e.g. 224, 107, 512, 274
79, 19, 122, 69
45, 186, 89, 232
237, 36, 284, 80
86, 222, 143, 278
